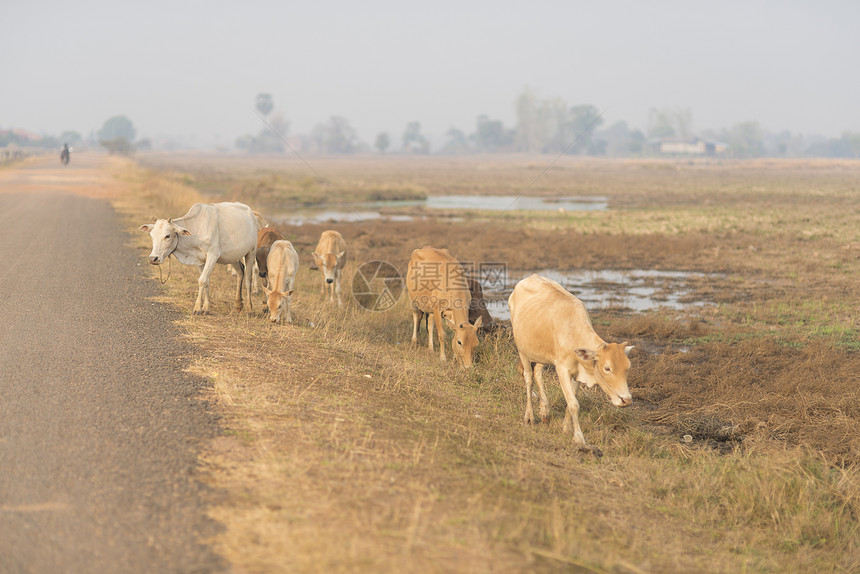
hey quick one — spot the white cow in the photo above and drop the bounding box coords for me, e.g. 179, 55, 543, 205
509, 274, 634, 452
140, 202, 257, 315
263, 240, 299, 324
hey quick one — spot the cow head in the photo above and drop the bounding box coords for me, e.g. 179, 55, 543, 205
256, 247, 270, 279
445, 313, 482, 367
312, 250, 346, 284
574, 342, 634, 407
262, 284, 295, 323
139, 219, 191, 265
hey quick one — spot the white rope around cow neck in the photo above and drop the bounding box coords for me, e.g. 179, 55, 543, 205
158, 254, 172, 284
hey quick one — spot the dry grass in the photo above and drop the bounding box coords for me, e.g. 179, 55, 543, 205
113, 156, 860, 573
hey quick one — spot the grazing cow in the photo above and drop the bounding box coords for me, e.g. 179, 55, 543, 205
311, 230, 348, 306
263, 240, 299, 324
467, 277, 495, 331
229, 212, 268, 292
256, 226, 285, 286
140, 202, 257, 315
407, 246, 482, 367
508, 274, 634, 451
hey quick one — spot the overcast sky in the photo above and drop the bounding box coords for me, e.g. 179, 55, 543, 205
2, 0, 857, 146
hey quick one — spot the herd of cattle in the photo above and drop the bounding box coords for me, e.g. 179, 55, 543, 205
140, 201, 634, 450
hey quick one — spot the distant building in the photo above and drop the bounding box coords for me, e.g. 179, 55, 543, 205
651, 138, 727, 156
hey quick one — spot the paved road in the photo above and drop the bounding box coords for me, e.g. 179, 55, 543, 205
0, 157, 225, 573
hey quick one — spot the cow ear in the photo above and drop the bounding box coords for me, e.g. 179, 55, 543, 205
262, 284, 273, 295
624, 344, 635, 356
473, 316, 483, 329
286, 289, 295, 296
336, 250, 346, 260
575, 348, 596, 362
139, 224, 154, 232
174, 225, 192, 236
312, 252, 322, 264
441, 310, 455, 326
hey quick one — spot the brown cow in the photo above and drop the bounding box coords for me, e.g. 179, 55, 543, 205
467, 277, 494, 330
509, 274, 634, 451
312, 230, 348, 306
256, 226, 285, 286
262, 240, 299, 324
406, 247, 482, 367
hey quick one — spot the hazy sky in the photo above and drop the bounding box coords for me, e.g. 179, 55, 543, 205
2, 0, 858, 146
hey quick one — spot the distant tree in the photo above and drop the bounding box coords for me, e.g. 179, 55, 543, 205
98, 116, 136, 143
728, 121, 765, 157
647, 107, 692, 140
440, 128, 470, 154
805, 132, 860, 158
566, 105, 603, 154
321, 116, 358, 153
100, 138, 134, 155
402, 122, 430, 154
237, 101, 288, 153
544, 105, 603, 154
59, 131, 82, 146
471, 115, 513, 152
136, 138, 152, 151
514, 87, 560, 153
255, 93, 274, 117
97, 116, 136, 155
596, 121, 647, 156
375, 132, 390, 154
841, 132, 860, 157
514, 88, 607, 155
251, 131, 284, 153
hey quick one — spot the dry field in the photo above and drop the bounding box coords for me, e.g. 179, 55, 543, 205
121, 154, 860, 573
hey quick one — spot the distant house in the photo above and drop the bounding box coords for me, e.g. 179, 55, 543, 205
651, 138, 727, 156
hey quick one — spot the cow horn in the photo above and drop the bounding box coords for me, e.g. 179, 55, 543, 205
168, 218, 173, 223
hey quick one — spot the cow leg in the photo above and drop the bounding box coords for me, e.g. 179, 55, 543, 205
427, 311, 435, 353
231, 261, 245, 313
534, 363, 550, 424
433, 310, 447, 361
557, 365, 587, 447
334, 270, 343, 307
195, 265, 207, 314
244, 251, 255, 313
252, 260, 260, 294
411, 308, 422, 345
520, 352, 536, 424
195, 255, 219, 315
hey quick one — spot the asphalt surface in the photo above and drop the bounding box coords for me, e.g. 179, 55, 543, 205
0, 157, 225, 573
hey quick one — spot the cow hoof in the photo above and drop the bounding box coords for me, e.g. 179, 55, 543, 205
540, 415, 550, 424
577, 445, 603, 457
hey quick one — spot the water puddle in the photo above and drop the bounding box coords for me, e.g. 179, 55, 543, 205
481, 269, 716, 320
271, 194, 607, 225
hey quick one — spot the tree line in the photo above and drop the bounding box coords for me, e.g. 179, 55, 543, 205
236, 90, 860, 158
4, 90, 858, 158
